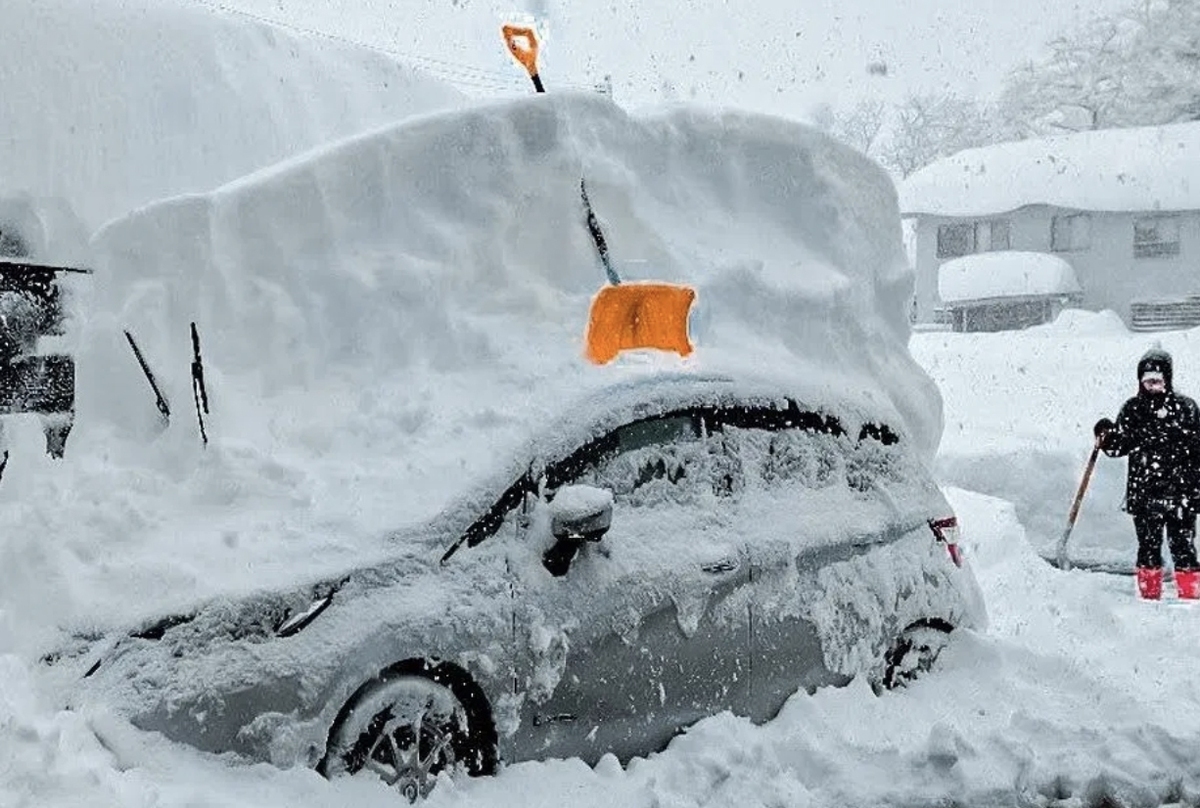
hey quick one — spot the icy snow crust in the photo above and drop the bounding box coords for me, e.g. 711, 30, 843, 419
937, 251, 1081, 303
900, 120, 1200, 217
0, 0, 466, 232
6, 93, 945, 631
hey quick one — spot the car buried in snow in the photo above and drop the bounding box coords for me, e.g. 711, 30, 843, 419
45, 376, 986, 802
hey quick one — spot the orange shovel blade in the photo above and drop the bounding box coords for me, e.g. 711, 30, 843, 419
585, 283, 696, 365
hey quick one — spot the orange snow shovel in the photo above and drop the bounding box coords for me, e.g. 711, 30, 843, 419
578, 180, 695, 363
502, 24, 545, 92
501, 25, 697, 365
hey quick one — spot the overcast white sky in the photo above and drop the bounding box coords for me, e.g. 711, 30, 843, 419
199, 0, 1130, 118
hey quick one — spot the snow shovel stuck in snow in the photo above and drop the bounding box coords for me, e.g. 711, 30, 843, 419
501, 24, 544, 92
501, 25, 697, 365
578, 179, 695, 363
1056, 435, 1103, 571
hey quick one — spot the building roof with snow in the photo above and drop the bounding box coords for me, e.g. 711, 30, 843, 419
900, 121, 1200, 217
937, 251, 1081, 304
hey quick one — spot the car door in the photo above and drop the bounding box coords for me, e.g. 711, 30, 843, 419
740, 420, 910, 721
505, 411, 754, 766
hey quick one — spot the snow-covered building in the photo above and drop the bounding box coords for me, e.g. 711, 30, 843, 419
900, 122, 1200, 331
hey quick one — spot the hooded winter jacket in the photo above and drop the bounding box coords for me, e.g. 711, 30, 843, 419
1101, 348, 1200, 513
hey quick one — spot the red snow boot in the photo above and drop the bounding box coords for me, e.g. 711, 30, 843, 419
1174, 569, 1200, 600
1136, 567, 1163, 600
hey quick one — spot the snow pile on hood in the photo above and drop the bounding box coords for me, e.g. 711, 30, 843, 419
899, 120, 1200, 217
938, 251, 1081, 303
0, 93, 936, 638
0, 0, 466, 233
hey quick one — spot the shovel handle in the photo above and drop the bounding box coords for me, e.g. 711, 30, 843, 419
502, 24, 540, 78
1057, 436, 1103, 570
1066, 438, 1102, 527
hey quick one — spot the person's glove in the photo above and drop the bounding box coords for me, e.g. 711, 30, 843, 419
1093, 417, 1115, 439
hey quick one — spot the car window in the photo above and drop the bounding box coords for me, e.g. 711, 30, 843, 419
441, 401, 903, 562
566, 414, 732, 507
728, 423, 905, 495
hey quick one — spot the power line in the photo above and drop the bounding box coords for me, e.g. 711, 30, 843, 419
182, 0, 602, 96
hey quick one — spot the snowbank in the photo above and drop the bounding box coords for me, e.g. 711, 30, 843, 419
0, 93, 936, 638
911, 309, 1200, 566
937, 251, 1081, 303
0, 0, 466, 233
900, 121, 1200, 216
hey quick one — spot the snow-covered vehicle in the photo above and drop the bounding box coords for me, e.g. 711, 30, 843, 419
48, 373, 985, 801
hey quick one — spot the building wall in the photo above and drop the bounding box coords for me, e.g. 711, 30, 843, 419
909, 206, 1200, 325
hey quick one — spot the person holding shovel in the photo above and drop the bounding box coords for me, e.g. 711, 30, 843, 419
1093, 347, 1200, 600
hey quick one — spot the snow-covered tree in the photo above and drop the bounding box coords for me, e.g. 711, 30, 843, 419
1119, 0, 1200, 124
808, 99, 887, 162
881, 94, 996, 178
997, 15, 1135, 135
997, 0, 1200, 134
831, 99, 888, 157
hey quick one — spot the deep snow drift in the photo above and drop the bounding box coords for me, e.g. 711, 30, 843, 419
913, 309, 1200, 570
0, 93, 940, 641
0, 0, 466, 234
3, 6, 1198, 801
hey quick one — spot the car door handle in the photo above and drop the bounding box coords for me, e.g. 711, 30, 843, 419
700, 558, 740, 574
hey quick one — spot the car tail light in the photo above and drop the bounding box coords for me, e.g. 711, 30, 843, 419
929, 516, 963, 567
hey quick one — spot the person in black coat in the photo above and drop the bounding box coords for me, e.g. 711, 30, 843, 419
1094, 347, 1200, 600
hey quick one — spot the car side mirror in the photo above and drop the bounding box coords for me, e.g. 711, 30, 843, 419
542, 485, 614, 577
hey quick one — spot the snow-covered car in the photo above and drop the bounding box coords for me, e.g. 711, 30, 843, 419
47, 374, 985, 801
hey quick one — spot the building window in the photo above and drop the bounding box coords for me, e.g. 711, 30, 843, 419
937, 223, 974, 258
1133, 215, 1181, 259
977, 219, 1011, 252
1051, 213, 1092, 252
937, 219, 1010, 258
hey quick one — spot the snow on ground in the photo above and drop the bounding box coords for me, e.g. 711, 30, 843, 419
0, 0, 466, 234
899, 121, 1200, 217
912, 309, 1200, 570
938, 251, 1081, 303
3, 4, 1200, 804
6, 487, 1200, 808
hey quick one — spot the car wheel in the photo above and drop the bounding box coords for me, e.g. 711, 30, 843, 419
876, 620, 953, 693
322, 673, 477, 802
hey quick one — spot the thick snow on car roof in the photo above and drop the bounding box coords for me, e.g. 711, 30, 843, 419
938, 251, 1081, 303
7, 93, 938, 629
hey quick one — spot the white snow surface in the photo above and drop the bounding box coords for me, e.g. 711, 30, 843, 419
0, 0, 466, 233
9, 92, 933, 631
937, 251, 1081, 303
899, 120, 1200, 217
3, 7, 1200, 804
